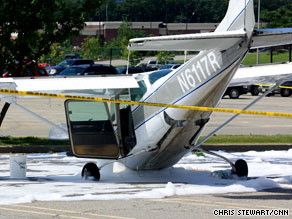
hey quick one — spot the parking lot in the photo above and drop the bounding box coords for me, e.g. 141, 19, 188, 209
0, 94, 291, 137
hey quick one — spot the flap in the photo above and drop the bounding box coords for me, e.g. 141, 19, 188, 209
251, 29, 292, 49
230, 62, 292, 86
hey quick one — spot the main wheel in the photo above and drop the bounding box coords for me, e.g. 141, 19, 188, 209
234, 159, 248, 177
82, 162, 100, 181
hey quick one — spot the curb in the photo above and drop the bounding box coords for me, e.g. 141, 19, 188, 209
0, 144, 292, 154
201, 144, 292, 152
0, 145, 70, 154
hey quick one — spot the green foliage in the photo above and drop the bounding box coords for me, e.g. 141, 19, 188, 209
82, 36, 102, 61
39, 40, 78, 65
0, 0, 105, 73
109, 20, 145, 66
192, 151, 206, 157
156, 51, 175, 64
261, 4, 292, 28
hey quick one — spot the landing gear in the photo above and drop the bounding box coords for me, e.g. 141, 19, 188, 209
194, 147, 248, 178
82, 163, 100, 181
232, 159, 248, 177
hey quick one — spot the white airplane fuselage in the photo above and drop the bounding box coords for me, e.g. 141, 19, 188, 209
124, 0, 255, 170
126, 41, 249, 170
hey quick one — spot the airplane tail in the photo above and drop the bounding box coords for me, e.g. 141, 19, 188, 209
215, 0, 255, 35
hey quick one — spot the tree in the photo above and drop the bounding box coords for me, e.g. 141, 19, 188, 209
110, 20, 145, 66
0, 0, 105, 74
82, 36, 103, 61
261, 4, 292, 28
156, 51, 175, 64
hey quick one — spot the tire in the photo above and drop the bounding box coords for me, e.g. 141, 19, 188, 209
250, 86, 260, 96
229, 88, 240, 99
81, 162, 100, 181
234, 159, 248, 177
280, 88, 291, 97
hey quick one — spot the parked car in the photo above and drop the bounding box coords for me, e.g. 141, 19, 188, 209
159, 64, 181, 70
2, 63, 48, 78
146, 60, 162, 70
116, 67, 146, 74
265, 81, 292, 97
223, 85, 261, 99
64, 53, 82, 60
135, 63, 156, 72
47, 59, 94, 75
56, 64, 118, 76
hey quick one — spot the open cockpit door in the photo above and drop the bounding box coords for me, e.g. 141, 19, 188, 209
65, 100, 120, 159
65, 90, 137, 159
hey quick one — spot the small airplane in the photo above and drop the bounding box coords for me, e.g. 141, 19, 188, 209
1, 0, 292, 181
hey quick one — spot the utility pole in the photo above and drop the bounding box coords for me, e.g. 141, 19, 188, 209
256, 0, 261, 64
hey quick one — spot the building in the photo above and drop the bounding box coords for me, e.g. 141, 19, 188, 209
71, 21, 218, 46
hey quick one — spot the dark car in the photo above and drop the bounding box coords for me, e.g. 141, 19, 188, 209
56, 64, 118, 76
159, 64, 181, 70
265, 81, 292, 97
116, 67, 146, 74
64, 54, 82, 60
47, 59, 94, 75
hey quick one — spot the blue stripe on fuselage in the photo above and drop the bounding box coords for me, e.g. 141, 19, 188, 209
134, 50, 248, 131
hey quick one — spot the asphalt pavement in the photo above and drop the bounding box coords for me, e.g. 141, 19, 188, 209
0, 188, 291, 219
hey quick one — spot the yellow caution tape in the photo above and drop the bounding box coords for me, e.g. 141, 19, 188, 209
255, 84, 292, 89
1, 89, 292, 118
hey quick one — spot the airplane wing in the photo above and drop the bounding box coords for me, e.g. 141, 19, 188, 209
251, 28, 292, 49
0, 75, 139, 97
128, 30, 246, 51
230, 62, 292, 86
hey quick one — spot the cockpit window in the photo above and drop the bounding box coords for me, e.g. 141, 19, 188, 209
130, 80, 147, 101
149, 70, 172, 84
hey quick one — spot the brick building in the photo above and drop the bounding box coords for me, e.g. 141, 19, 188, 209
71, 21, 218, 46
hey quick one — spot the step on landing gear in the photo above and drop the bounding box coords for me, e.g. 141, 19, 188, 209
82, 163, 100, 181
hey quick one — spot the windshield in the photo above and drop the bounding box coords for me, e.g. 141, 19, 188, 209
58, 60, 74, 67
149, 70, 172, 84
59, 67, 85, 75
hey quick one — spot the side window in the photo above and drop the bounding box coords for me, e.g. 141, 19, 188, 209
130, 81, 147, 101
149, 70, 172, 84
67, 101, 109, 122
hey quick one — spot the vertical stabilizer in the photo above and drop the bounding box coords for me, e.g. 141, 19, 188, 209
216, 0, 255, 35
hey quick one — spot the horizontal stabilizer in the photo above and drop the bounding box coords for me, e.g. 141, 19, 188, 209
251, 28, 292, 49
128, 30, 246, 51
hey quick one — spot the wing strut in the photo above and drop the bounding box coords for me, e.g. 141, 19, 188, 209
186, 80, 286, 176
0, 102, 10, 127
11, 101, 67, 134
194, 80, 285, 148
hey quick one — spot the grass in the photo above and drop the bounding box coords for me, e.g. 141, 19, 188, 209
242, 51, 291, 66
0, 135, 291, 146
0, 136, 70, 146
174, 51, 290, 66
200, 135, 292, 145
